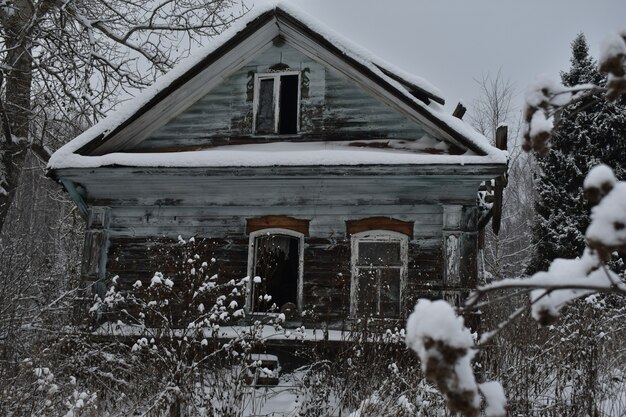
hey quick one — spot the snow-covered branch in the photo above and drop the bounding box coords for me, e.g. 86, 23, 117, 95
522, 32, 626, 154
405, 299, 506, 417
407, 165, 625, 417
470, 165, 626, 324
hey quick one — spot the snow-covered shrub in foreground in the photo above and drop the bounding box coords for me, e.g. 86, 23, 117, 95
87, 237, 297, 416
405, 299, 506, 417
444, 164, 626, 417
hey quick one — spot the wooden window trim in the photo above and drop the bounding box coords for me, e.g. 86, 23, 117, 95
346, 217, 414, 239
246, 228, 304, 314
252, 71, 301, 135
350, 230, 408, 318
247, 215, 310, 236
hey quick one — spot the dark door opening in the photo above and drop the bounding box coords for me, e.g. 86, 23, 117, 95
253, 234, 299, 312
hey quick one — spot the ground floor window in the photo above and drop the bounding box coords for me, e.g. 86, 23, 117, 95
351, 231, 408, 318
248, 229, 303, 313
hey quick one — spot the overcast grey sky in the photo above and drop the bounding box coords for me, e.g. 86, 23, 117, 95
251, 0, 626, 113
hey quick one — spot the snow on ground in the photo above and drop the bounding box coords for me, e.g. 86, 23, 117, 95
95, 322, 365, 343
240, 371, 307, 416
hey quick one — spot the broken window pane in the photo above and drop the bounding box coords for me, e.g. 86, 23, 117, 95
253, 234, 299, 312
256, 78, 275, 134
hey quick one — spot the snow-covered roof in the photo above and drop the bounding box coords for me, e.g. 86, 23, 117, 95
50, 141, 506, 169
48, 1, 507, 170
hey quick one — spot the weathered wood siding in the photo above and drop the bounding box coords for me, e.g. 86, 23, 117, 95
60, 164, 496, 324
132, 44, 427, 151
105, 227, 442, 324
101, 200, 447, 323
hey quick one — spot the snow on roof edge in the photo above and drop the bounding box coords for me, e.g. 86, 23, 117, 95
274, 3, 505, 160
274, 2, 444, 101
50, 142, 507, 170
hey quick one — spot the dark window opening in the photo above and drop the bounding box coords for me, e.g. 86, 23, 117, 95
253, 234, 299, 312
255, 78, 275, 134
254, 73, 299, 134
278, 75, 299, 134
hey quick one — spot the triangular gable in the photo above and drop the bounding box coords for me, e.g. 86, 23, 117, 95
134, 43, 435, 151
49, 3, 505, 166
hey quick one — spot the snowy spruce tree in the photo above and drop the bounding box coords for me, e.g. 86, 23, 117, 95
528, 33, 626, 273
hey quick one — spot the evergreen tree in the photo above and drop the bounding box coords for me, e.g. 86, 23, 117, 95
527, 33, 626, 273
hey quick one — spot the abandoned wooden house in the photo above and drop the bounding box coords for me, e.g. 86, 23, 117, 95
47, 4, 508, 330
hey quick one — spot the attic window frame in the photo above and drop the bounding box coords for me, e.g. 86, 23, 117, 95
350, 230, 408, 319
252, 71, 301, 135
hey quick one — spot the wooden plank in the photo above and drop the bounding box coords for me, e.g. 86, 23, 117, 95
346, 217, 414, 238
59, 171, 486, 207
452, 102, 467, 120
107, 204, 441, 217
459, 232, 478, 288
322, 68, 427, 140
492, 125, 508, 235
246, 215, 310, 236
60, 179, 88, 217
104, 210, 444, 239
135, 44, 329, 149
55, 164, 506, 180
82, 231, 106, 278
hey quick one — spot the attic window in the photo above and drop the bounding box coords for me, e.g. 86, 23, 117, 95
253, 72, 300, 135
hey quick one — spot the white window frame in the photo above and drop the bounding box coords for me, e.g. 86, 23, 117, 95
246, 228, 304, 314
252, 71, 301, 135
350, 230, 408, 318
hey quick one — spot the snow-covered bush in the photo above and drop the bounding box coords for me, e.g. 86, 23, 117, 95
90, 236, 282, 416
322, 322, 448, 416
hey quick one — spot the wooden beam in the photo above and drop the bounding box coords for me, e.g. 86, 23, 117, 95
452, 102, 467, 120
492, 125, 508, 235
61, 179, 88, 217
346, 217, 414, 239
495, 124, 508, 151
